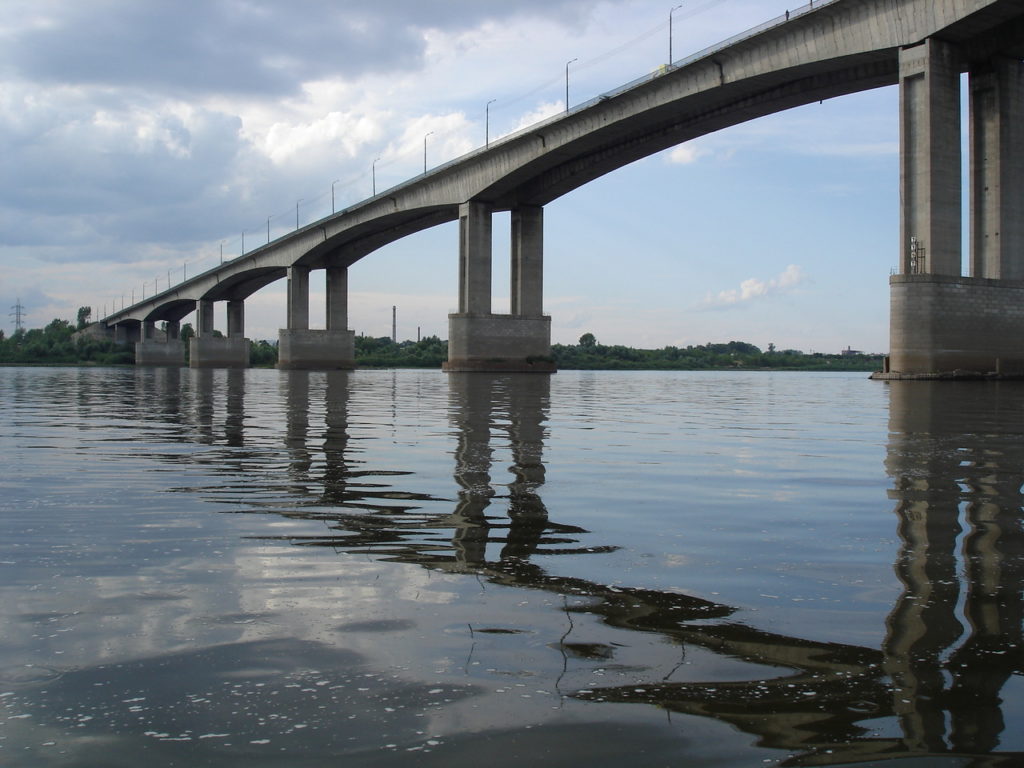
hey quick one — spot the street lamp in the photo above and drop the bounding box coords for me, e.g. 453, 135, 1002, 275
296, 199, 303, 230
241, 230, 246, 255
669, 4, 683, 66
332, 179, 340, 213
486, 99, 496, 146
565, 57, 578, 112
372, 157, 380, 195
267, 215, 272, 244
424, 131, 433, 173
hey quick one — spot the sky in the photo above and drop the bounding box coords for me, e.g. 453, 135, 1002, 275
0, 0, 916, 353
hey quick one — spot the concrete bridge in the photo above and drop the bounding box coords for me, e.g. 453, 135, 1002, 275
101, 0, 1024, 375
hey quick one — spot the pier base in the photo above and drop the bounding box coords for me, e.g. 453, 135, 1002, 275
277, 329, 356, 370
190, 337, 250, 369
884, 274, 1024, 377
135, 339, 185, 367
443, 314, 555, 373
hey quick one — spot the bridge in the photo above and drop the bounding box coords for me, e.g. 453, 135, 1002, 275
100, 0, 1024, 375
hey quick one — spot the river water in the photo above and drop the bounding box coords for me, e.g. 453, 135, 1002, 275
1, 367, 1022, 766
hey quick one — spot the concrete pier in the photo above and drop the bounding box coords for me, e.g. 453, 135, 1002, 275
191, 298, 250, 368
278, 264, 356, 370
444, 203, 554, 372
886, 42, 1024, 378
135, 319, 184, 366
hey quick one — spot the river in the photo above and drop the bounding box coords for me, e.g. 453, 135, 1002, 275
1, 367, 1022, 766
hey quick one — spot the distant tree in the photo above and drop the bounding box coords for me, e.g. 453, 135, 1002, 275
180, 323, 195, 344
578, 332, 597, 348
76, 306, 92, 330
767, 343, 776, 353
249, 339, 278, 367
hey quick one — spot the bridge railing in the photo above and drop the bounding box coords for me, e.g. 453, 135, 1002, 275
417, 0, 839, 182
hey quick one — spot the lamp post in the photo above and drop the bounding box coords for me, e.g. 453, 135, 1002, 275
565, 57, 578, 112
296, 199, 302, 230
220, 242, 224, 264
267, 215, 272, 244
669, 4, 683, 66
486, 99, 496, 146
241, 230, 245, 255
423, 131, 433, 173
372, 157, 380, 195
332, 179, 340, 213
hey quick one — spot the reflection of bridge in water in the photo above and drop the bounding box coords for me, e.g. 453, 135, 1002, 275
138, 369, 1024, 765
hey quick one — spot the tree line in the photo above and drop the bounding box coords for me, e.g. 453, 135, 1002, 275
552, 334, 883, 371
0, 310, 881, 371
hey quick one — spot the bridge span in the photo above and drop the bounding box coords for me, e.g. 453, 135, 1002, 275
100, 0, 1024, 375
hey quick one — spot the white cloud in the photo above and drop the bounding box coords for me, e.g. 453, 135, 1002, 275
668, 141, 709, 164
702, 264, 806, 308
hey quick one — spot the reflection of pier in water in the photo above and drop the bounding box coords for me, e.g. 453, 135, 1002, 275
577, 382, 1024, 766
146, 370, 1024, 766
274, 371, 616, 561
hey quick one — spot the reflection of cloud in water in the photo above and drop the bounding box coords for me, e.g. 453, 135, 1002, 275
2, 638, 478, 762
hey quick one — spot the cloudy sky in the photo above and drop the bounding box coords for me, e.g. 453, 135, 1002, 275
1, 0, 917, 352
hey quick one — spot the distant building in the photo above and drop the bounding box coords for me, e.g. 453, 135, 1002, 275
841, 346, 863, 356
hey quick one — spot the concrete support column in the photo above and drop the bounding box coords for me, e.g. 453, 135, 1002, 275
326, 266, 348, 330
227, 299, 245, 338
970, 57, 1024, 280
899, 38, 962, 276
447, 200, 552, 372
511, 206, 544, 317
114, 323, 140, 345
458, 201, 492, 314
143, 320, 156, 340
287, 265, 310, 330
191, 298, 248, 368
198, 299, 215, 337
166, 320, 180, 340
